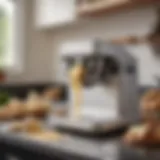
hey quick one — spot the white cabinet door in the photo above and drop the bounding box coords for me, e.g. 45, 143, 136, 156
35, 0, 48, 27
53, 0, 75, 25
35, 0, 75, 28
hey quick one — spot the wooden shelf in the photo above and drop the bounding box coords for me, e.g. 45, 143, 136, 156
107, 35, 160, 45
77, 0, 160, 17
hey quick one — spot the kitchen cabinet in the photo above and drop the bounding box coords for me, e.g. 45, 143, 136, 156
35, 0, 76, 29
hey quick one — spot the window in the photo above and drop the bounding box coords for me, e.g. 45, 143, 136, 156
0, 0, 14, 68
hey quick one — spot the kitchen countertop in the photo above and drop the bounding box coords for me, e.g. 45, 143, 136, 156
0, 131, 160, 160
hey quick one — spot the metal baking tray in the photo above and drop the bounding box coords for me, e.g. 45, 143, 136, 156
48, 117, 128, 137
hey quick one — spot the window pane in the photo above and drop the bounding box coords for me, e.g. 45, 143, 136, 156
0, 0, 14, 67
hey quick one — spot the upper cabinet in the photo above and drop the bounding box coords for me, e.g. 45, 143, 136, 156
35, 0, 76, 29
35, 0, 159, 29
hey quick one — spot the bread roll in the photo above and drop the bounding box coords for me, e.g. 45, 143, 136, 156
43, 87, 63, 101
8, 98, 26, 118
10, 118, 43, 133
26, 92, 50, 117
0, 107, 13, 120
140, 89, 160, 121
0, 98, 26, 120
124, 123, 160, 146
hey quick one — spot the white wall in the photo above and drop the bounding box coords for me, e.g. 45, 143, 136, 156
52, 6, 160, 86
